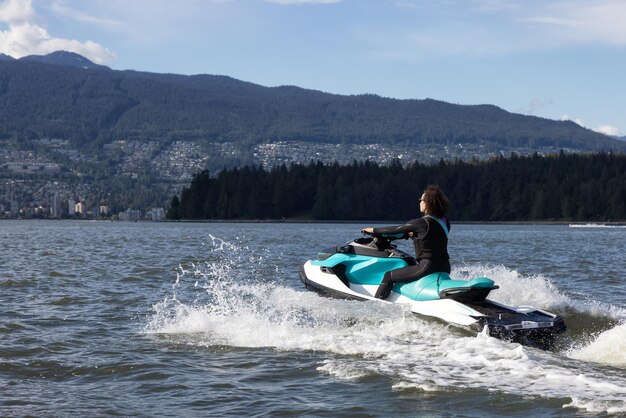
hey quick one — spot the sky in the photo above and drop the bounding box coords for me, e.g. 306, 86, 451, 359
0, 0, 625, 137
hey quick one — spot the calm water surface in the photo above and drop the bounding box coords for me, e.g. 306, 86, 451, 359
1, 221, 625, 417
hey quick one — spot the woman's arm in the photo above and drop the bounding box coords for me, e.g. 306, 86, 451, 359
371, 219, 423, 239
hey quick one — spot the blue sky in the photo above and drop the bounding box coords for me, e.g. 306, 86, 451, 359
1, 0, 625, 137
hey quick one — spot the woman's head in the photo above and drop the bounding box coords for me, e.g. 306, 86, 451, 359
420, 185, 449, 217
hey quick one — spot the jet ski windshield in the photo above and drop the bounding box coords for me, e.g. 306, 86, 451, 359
340, 236, 413, 259
316, 236, 408, 261
354, 236, 392, 248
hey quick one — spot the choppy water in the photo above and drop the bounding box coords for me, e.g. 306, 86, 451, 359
1, 221, 625, 417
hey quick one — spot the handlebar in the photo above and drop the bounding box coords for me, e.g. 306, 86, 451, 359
358, 230, 398, 250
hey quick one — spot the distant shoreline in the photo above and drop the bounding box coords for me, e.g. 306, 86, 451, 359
2, 218, 624, 226
162, 219, 626, 226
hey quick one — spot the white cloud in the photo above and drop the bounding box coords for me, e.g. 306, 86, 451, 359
560, 114, 585, 127
517, 0, 626, 46
474, 0, 520, 12
0, 0, 35, 23
49, 0, 121, 27
378, 0, 626, 62
0, 0, 115, 63
594, 124, 622, 137
526, 97, 554, 115
265, 0, 341, 3
561, 115, 623, 137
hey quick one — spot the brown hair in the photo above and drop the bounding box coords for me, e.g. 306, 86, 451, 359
422, 185, 449, 217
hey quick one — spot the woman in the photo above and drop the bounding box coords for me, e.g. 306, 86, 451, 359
362, 184, 450, 300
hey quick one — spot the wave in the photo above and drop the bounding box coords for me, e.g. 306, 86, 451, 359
452, 264, 570, 310
455, 263, 626, 325
569, 224, 626, 228
144, 235, 626, 414
454, 264, 626, 363
567, 322, 626, 368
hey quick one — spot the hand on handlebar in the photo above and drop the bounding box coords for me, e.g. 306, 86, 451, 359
361, 227, 374, 235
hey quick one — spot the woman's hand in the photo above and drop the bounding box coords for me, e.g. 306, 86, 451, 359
361, 227, 374, 235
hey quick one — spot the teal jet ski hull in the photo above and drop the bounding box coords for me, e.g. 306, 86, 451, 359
300, 236, 566, 350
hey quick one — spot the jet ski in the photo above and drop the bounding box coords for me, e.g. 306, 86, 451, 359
299, 233, 566, 350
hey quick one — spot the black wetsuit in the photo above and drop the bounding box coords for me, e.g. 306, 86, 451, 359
373, 216, 451, 299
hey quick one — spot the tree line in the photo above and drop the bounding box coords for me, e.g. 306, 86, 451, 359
167, 152, 626, 222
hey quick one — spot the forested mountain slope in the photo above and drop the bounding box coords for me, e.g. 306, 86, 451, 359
0, 53, 623, 153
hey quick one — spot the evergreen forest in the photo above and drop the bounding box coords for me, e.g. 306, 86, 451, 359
2, 58, 625, 154
168, 152, 626, 222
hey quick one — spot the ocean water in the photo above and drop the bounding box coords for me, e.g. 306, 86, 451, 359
1, 220, 625, 417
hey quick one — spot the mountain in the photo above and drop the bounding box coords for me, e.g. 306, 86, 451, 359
1, 51, 625, 214
0, 53, 14, 62
0, 52, 623, 155
18, 51, 109, 70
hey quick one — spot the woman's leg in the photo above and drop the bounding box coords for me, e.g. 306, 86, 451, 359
374, 260, 432, 299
